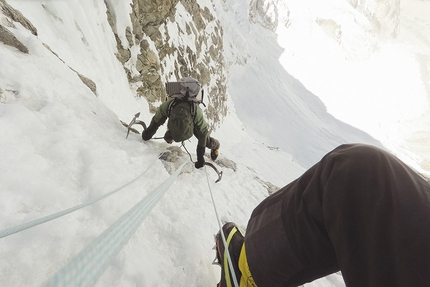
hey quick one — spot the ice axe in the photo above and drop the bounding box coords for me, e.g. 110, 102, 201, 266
204, 162, 223, 183
126, 112, 147, 139
181, 142, 223, 183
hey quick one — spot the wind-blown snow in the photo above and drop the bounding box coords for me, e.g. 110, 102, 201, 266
0, 0, 429, 286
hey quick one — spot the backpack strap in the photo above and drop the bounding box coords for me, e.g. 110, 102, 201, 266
201, 90, 206, 107
167, 98, 178, 117
189, 101, 196, 118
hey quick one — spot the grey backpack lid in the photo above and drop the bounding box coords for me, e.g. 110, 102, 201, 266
179, 77, 202, 100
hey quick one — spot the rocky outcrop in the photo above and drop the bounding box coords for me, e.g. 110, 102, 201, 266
1, 0, 97, 96
0, 0, 36, 53
249, 0, 279, 31
0, 22, 28, 53
105, 0, 228, 127
0, 0, 37, 35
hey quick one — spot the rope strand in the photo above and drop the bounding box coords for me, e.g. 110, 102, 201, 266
181, 141, 194, 162
0, 154, 162, 239
204, 166, 239, 287
43, 159, 188, 287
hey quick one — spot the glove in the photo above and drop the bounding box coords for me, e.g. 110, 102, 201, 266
163, 130, 173, 144
141, 122, 158, 141
195, 146, 205, 169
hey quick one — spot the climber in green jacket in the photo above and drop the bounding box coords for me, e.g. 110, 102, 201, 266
141, 97, 220, 169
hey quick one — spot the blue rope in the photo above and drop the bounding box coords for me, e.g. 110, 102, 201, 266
0, 155, 161, 239
204, 166, 239, 287
43, 159, 188, 287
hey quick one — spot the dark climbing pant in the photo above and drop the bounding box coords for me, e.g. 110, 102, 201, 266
244, 144, 430, 287
206, 136, 220, 150
163, 130, 219, 151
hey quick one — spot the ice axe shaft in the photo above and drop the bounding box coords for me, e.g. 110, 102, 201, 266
204, 162, 223, 183
126, 112, 147, 139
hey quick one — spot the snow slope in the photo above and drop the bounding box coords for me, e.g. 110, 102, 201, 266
0, 1, 307, 286
0, 0, 428, 286
212, 0, 381, 168
275, 0, 430, 175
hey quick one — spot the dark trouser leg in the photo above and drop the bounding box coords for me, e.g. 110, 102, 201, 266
206, 136, 220, 150
245, 144, 430, 287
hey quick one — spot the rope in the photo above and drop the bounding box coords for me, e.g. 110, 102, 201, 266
0, 154, 161, 239
204, 166, 239, 287
43, 159, 188, 287
181, 141, 194, 162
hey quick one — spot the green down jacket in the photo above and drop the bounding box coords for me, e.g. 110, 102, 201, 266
151, 99, 209, 147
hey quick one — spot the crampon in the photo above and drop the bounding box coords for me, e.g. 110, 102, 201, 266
212, 222, 244, 287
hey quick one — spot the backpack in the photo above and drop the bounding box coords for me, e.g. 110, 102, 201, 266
167, 100, 195, 142
165, 77, 204, 142
165, 77, 205, 104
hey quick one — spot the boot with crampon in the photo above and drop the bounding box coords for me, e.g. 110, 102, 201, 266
213, 222, 243, 287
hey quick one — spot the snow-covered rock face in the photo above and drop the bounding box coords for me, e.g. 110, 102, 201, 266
0, 0, 228, 127
249, 0, 282, 31
338, 0, 400, 59
248, 0, 400, 60
346, 0, 400, 37
0, 0, 402, 126
105, 0, 228, 128
0, 0, 37, 36
0, 0, 34, 54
